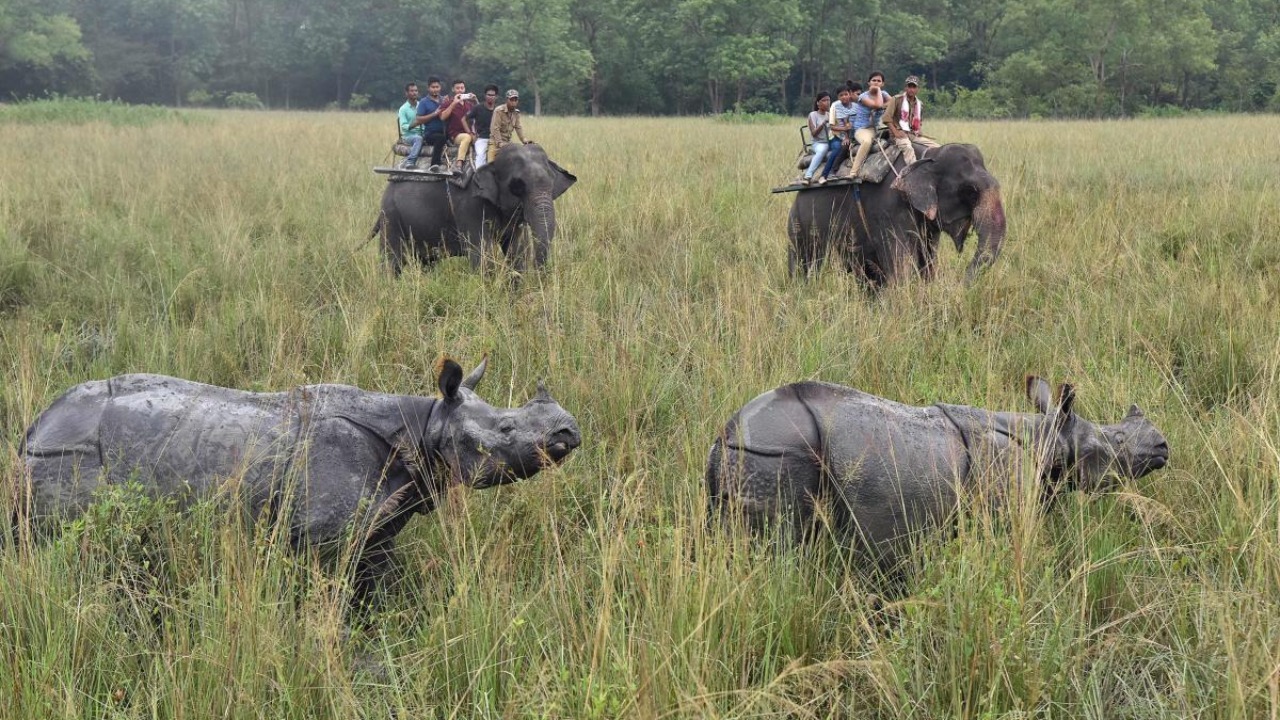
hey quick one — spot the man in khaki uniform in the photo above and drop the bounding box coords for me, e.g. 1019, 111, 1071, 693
884, 75, 940, 165
488, 88, 531, 162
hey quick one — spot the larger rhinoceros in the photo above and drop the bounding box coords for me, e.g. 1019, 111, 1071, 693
17, 357, 581, 599
705, 376, 1169, 563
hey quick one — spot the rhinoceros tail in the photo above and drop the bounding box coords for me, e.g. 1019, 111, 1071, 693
704, 437, 726, 525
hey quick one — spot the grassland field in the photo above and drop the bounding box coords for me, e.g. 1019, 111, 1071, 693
1, 107, 1278, 718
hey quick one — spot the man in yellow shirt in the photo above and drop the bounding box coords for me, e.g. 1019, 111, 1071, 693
488, 89, 531, 162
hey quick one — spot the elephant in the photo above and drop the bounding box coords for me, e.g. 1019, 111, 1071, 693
15, 357, 582, 602
787, 142, 1007, 287
375, 143, 577, 274
705, 376, 1169, 566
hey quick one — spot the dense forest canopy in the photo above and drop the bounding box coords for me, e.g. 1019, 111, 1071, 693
2, 0, 1278, 116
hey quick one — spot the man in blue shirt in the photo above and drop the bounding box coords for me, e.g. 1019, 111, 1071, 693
847, 71, 891, 179
408, 76, 457, 172
397, 82, 425, 169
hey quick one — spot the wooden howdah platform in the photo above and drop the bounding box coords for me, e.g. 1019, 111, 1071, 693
373, 166, 453, 179
769, 176, 862, 194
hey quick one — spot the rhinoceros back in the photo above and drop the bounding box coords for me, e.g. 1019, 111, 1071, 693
23, 374, 298, 522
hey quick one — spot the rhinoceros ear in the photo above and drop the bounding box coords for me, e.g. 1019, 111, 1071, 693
462, 354, 488, 391
437, 357, 464, 400
1056, 383, 1076, 418
1127, 404, 1144, 418
1026, 376, 1053, 415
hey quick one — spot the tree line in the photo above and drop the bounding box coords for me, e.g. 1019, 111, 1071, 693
2, 0, 1278, 117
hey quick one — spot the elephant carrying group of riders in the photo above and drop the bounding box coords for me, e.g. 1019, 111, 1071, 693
396, 76, 531, 173
800, 71, 940, 186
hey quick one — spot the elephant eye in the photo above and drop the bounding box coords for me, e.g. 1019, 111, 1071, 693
508, 178, 527, 197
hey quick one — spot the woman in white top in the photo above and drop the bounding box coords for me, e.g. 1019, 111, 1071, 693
801, 92, 833, 185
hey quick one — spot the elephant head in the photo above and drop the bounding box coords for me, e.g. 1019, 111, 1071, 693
472, 143, 577, 270
891, 143, 1007, 281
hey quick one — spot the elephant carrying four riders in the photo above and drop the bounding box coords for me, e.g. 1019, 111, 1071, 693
787, 139, 1008, 289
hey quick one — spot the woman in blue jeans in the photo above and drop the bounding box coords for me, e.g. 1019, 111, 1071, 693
801, 91, 832, 184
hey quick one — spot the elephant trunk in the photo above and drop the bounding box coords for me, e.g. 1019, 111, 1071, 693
965, 187, 1006, 282
525, 190, 556, 268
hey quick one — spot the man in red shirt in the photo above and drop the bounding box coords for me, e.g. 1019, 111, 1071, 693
443, 79, 477, 172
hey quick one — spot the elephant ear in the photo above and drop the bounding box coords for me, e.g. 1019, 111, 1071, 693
891, 158, 938, 221
473, 166, 502, 207
548, 159, 577, 200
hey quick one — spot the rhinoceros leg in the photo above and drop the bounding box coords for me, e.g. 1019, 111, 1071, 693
706, 439, 823, 542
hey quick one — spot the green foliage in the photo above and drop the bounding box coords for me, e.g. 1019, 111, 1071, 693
0, 235, 40, 313
0, 96, 194, 125
1, 0, 1278, 115
715, 108, 790, 124
346, 92, 370, 110
930, 86, 1013, 119
224, 91, 264, 110
467, 0, 593, 115
185, 88, 214, 106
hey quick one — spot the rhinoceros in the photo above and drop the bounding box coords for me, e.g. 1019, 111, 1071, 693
16, 357, 581, 598
705, 376, 1169, 562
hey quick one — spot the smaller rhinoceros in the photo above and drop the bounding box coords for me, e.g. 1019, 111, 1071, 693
705, 377, 1169, 563
17, 357, 581, 599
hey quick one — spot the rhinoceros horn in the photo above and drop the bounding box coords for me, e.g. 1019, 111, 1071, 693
534, 380, 552, 402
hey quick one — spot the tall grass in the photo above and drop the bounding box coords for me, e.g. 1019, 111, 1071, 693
1, 108, 1278, 718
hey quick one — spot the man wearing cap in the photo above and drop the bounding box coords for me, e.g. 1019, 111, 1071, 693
883, 75, 940, 165
489, 89, 531, 162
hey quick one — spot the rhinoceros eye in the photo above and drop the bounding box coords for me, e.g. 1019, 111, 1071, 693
498, 418, 516, 434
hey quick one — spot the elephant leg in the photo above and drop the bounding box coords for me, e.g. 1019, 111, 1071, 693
378, 214, 408, 275
918, 229, 942, 281
503, 227, 531, 274
787, 205, 823, 278
459, 220, 489, 271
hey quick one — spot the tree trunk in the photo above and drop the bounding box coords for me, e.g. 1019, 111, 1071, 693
590, 67, 602, 116
531, 75, 542, 115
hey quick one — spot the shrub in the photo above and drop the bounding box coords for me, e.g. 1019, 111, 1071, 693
716, 108, 789, 125
186, 89, 215, 107
0, 96, 191, 126
930, 86, 1013, 120
347, 93, 370, 111
225, 91, 265, 110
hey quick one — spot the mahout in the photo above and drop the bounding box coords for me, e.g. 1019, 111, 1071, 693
15, 357, 581, 605
705, 376, 1169, 568
375, 143, 576, 274
788, 143, 1007, 287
